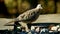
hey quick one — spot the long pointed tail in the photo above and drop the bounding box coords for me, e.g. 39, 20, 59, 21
8, 18, 19, 23
4, 20, 15, 26
8, 20, 15, 23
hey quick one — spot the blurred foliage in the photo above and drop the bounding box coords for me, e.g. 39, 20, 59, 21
4, 0, 16, 8
57, 1, 60, 13
18, 0, 30, 14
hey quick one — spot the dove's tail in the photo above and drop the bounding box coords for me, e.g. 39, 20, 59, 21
8, 20, 15, 23
8, 18, 21, 23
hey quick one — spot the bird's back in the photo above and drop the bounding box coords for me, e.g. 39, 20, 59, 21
17, 8, 40, 23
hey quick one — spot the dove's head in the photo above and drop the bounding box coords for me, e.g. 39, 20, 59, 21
36, 4, 43, 9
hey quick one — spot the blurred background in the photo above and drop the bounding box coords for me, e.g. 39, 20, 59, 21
0, 0, 60, 34
0, 0, 60, 18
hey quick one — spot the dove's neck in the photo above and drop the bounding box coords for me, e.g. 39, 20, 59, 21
36, 6, 40, 9
35, 7, 40, 10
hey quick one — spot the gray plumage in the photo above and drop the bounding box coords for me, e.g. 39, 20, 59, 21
9, 4, 43, 23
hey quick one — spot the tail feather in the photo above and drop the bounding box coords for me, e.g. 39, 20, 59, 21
8, 18, 19, 23
8, 20, 15, 23
4, 20, 15, 26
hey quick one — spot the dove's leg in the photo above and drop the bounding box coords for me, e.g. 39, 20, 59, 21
19, 22, 29, 32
